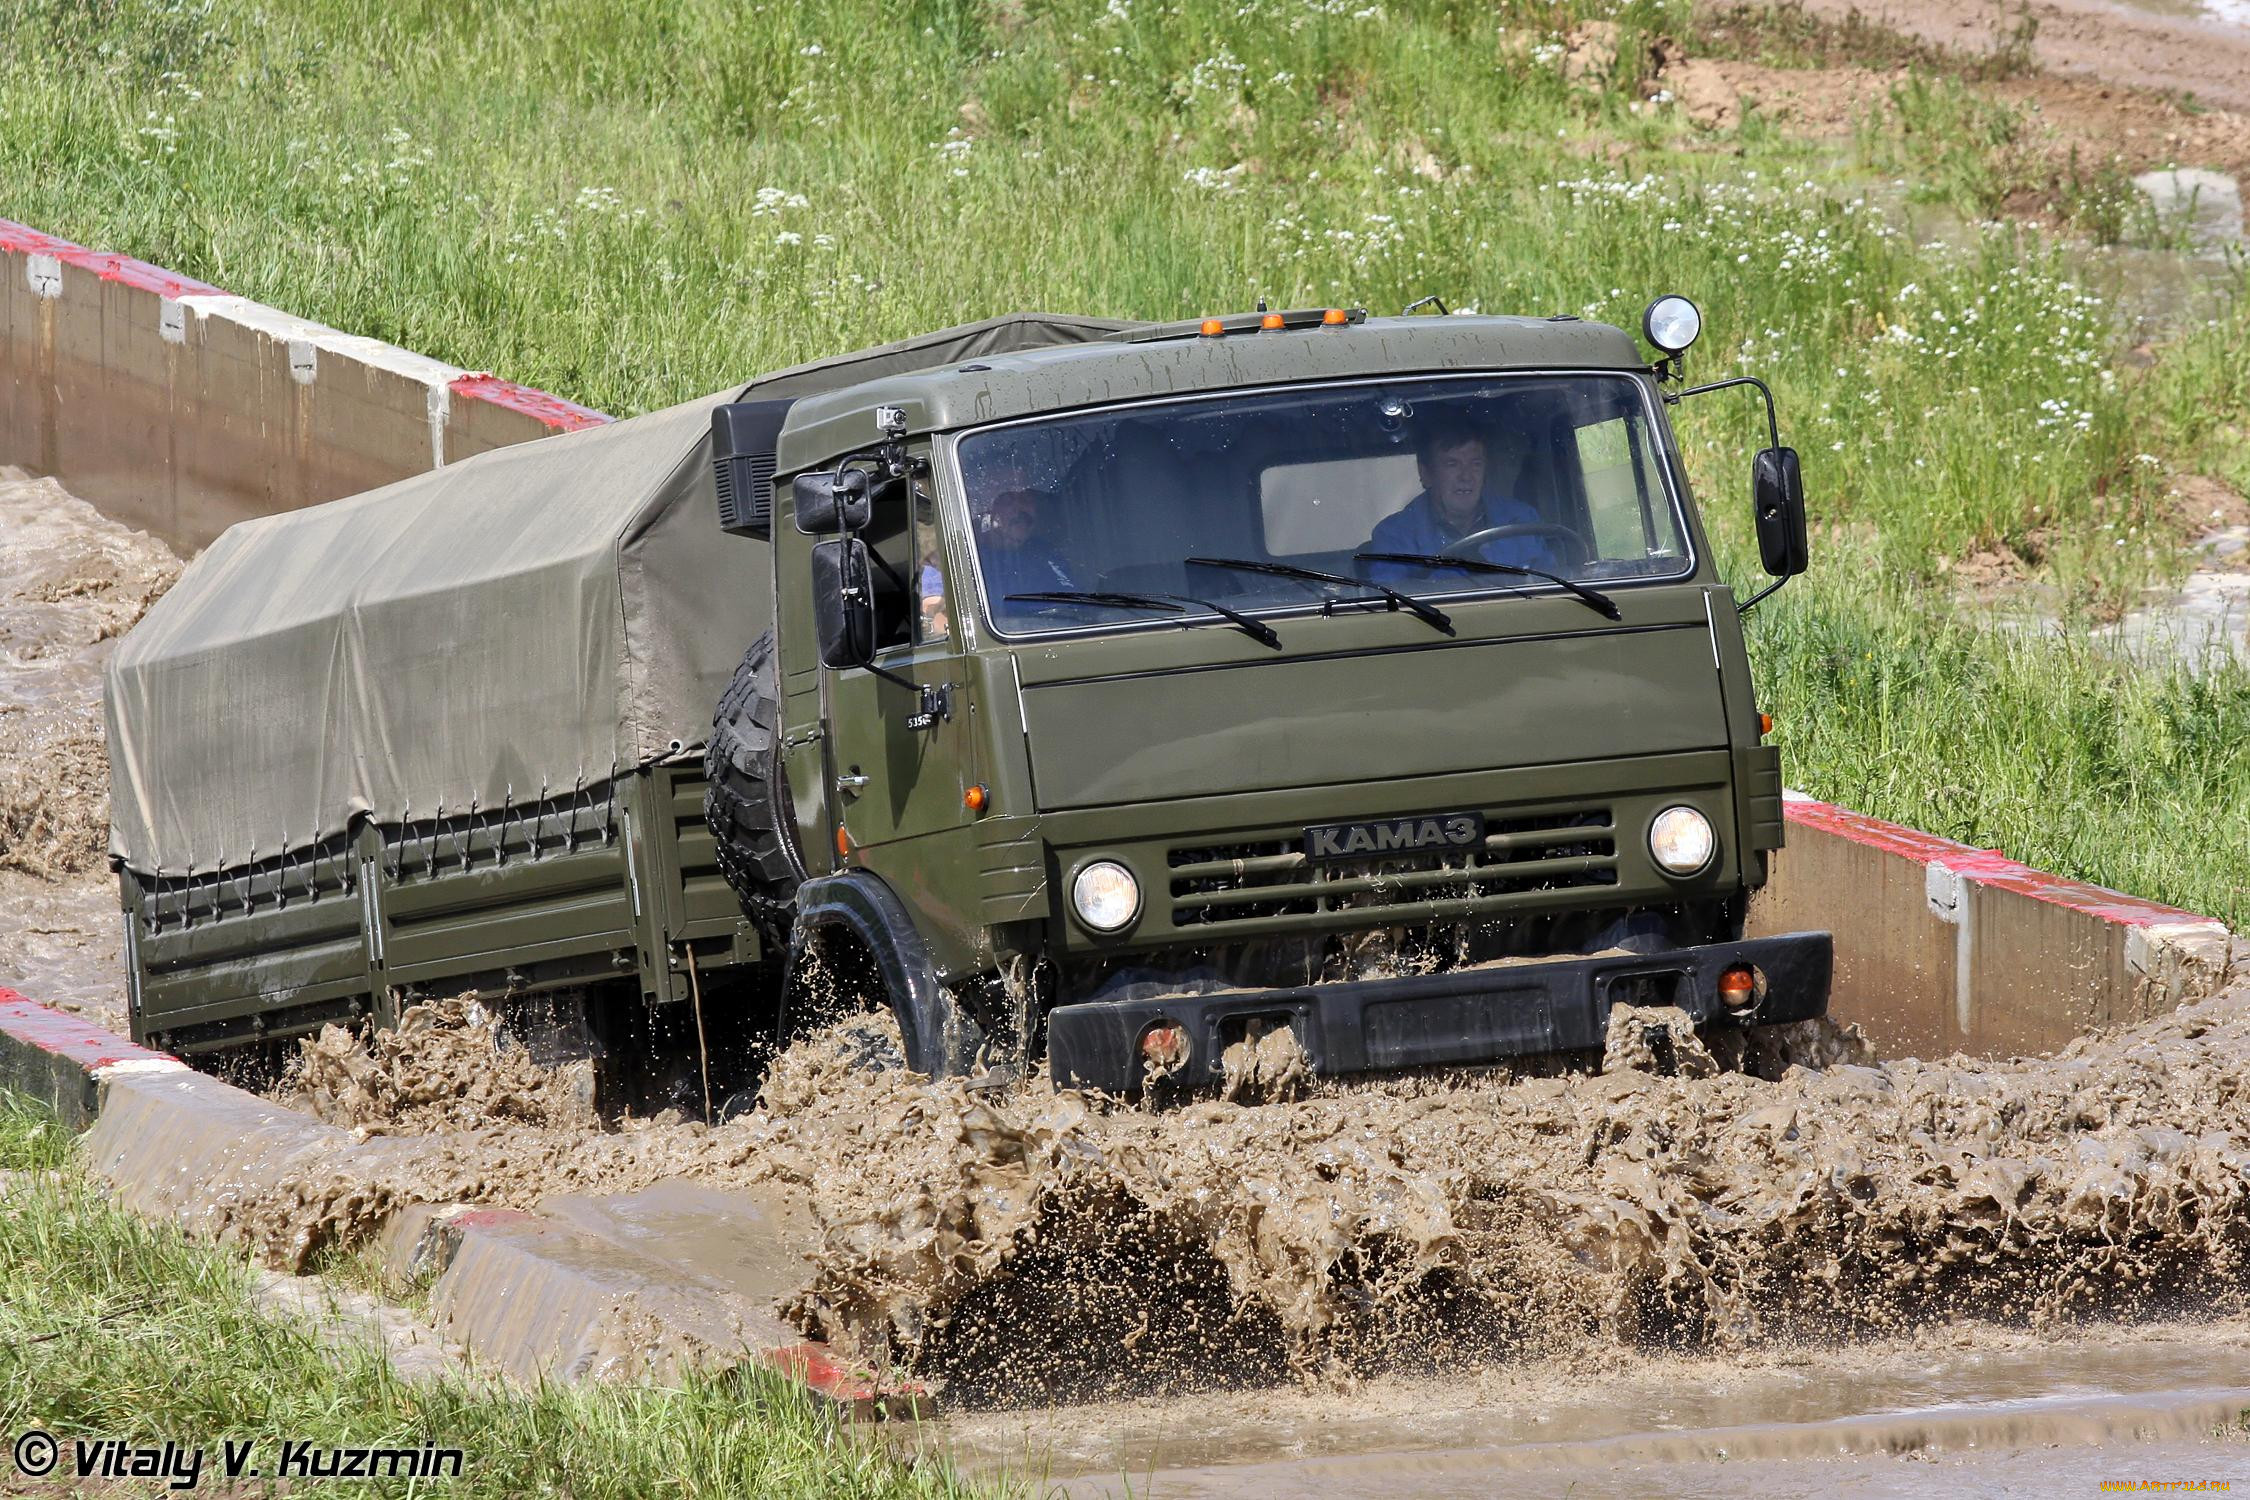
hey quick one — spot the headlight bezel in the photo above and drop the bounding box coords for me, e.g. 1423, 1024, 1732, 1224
1070, 858, 1143, 933
1647, 804, 1718, 877
1642, 294, 1703, 355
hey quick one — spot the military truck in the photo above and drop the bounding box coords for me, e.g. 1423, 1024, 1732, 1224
106, 296, 1829, 1100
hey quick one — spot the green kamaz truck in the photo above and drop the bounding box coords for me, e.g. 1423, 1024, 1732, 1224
105, 295, 1828, 1101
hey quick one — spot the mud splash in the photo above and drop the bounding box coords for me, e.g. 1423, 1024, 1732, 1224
284, 996, 598, 1134
228, 978, 2250, 1410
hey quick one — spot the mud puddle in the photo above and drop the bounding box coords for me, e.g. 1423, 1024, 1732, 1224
0, 467, 178, 1032
938, 1320, 2250, 1494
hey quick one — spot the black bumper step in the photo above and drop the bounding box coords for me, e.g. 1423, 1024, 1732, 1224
1044, 931, 1833, 1094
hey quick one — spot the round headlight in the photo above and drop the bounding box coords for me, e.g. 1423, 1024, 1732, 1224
1642, 294, 1702, 355
1071, 860, 1141, 932
1648, 805, 1716, 876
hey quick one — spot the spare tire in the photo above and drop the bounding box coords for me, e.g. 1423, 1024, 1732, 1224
705, 631, 804, 924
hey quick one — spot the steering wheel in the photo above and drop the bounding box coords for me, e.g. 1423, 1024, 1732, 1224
1439, 522, 1590, 572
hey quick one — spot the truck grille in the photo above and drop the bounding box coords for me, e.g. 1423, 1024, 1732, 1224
1168, 807, 1617, 929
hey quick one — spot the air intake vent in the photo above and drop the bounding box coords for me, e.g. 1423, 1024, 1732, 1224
711, 399, 794, 537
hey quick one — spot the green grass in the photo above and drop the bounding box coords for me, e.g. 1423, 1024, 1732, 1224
0, 1094, 1004, 1499
1, 0, 2247, 923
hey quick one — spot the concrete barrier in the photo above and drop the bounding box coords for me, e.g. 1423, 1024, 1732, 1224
0, 988, 184, 1131
0, 998, 908, 1408
1752, 793, 2234, 1058
0, 218, 609, 551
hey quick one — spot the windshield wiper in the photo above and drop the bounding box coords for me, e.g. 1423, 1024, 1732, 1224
1183, 557, 1454, 636
1005, 590, 1282, 649
1353, 552, 1621, 621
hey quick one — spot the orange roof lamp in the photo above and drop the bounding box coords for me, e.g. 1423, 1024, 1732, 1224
1193, 308, 1358, 337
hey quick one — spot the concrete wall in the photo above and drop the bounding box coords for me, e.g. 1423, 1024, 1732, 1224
1754, 793, 2233, 1058
0, 217, 610, 551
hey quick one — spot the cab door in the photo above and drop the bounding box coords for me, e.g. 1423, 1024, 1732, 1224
821, 461, 974, 856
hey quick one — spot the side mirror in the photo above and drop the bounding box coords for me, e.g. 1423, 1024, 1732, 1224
793, 469, 872, 534
1752, 447, 1809, 578
811, 538, 877, 669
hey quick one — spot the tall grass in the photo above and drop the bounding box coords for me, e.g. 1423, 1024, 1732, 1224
0, 1094, 1002, 1500
0, 0, 2245, 922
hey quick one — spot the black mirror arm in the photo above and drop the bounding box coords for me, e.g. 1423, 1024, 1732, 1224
1669, 374, 1782, 451
1736, 576, 1787, 614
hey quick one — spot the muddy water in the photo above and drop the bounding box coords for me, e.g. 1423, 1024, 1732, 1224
939, 1321, 2250, 1494
285, 996, 598, 1134
239, 972, 2250, 1421
0, 468, 177, 1031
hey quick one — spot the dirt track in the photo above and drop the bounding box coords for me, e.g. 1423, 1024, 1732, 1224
1810, 0, 2250, 114
0, 468, 175, 1032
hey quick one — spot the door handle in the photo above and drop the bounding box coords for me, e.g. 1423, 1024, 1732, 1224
835, 768, 871, 797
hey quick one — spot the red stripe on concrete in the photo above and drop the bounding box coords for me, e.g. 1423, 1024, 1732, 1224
448, 374, 611, 432
0, 217, 223, 299
760, 1342, 888, 1404
448, 1207, 541, 1231
1784, 797, 2214, 929
0, 991, 177, 1072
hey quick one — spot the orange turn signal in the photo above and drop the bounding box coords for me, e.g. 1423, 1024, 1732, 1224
834, 826, 852, 860
1718, 964, 1759, 1009
964, 783, 989, 812
1199, 317, 1225, 337
1758, 712, 1774, 737
1260, 312, 1285, 330
1321, 307, 1348, 326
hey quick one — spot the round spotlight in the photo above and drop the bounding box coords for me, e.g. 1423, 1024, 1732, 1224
1642, 294, 1703, 355
1071, 859, 1142, 932
1648, 805, 1717, 876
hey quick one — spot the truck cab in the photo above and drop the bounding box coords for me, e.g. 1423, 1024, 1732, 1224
719, 302, 1829, 1092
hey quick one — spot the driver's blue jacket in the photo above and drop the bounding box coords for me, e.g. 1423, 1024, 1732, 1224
1363, 492, 1558, 582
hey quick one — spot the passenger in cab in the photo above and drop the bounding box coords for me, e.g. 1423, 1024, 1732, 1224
1363, 421, 1559, 581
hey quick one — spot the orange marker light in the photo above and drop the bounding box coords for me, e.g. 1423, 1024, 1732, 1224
1758, 712, 1774, 737
964, 783, 989, 812
834, 826, 852, 860
1199, 318, 1225, 337
1321, 307, 1348, 326
1718, 965, 1759, 1009
1261, 312, 1285, 330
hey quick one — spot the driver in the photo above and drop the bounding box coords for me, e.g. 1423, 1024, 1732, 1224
976, 485, 1077, 609
1364, 421, 1559, 580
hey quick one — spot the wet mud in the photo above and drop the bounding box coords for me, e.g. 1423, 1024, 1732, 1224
246, 975, 2250, 1412
284, 996, 598, 1134
0, 469, 177, 1030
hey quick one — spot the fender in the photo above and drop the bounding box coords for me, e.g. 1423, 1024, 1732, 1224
788, 871, 982, 1077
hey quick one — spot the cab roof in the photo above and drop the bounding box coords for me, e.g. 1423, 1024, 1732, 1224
774, 313, 1648, 473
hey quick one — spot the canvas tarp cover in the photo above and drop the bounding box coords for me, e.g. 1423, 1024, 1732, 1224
104, 314, 1135, 876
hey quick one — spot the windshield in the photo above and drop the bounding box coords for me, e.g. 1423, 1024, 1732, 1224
953, 373, 1691, 638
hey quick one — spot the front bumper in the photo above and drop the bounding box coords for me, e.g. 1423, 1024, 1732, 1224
1044, 931, 1832, 1094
